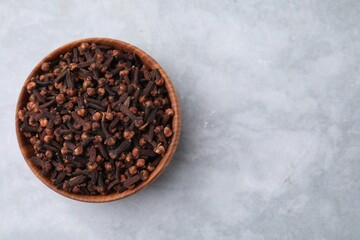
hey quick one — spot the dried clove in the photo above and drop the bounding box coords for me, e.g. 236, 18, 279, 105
18, 41, 174, 195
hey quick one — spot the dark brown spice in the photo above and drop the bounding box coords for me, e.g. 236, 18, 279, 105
18, 42, 174, 195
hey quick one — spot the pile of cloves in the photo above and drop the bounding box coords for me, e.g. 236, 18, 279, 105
18, 42, 174, 195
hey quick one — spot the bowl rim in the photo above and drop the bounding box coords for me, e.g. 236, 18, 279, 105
15, 37, 181, 202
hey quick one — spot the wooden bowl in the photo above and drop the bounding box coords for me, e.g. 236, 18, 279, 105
15, 38, 181, 202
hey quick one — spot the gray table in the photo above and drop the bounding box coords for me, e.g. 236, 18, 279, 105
1, 1, 359, 239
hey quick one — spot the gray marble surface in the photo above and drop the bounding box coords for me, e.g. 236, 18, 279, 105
1, 0, 360, 239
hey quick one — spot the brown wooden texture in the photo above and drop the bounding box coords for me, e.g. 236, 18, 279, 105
15, 38, 181, 202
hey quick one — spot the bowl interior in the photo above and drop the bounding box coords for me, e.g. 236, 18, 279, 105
16, 38, 181, 202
